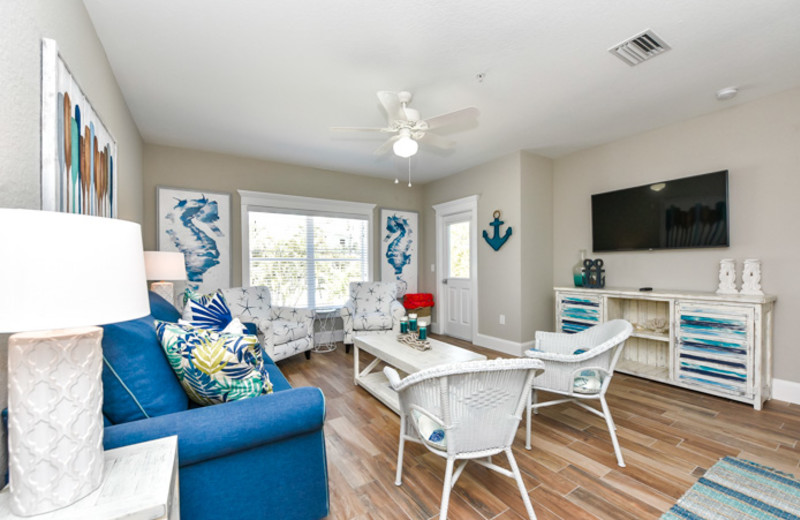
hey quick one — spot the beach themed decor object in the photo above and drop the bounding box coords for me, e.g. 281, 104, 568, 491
583, 258, 606, 288
380, 208, 418, 296
572, 249, 587, 287
157, 186, 231, 293
716, 258, 738, 295
482, 210, 512, 251
41, 38, 118, 217
740, 258, 764, 295
0, 209, 149, 516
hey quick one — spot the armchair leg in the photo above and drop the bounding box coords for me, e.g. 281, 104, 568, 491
395, 415, 407, 486
506, 447, 537, 520
440, 458, 456, 520
345, 344, 351, 354
600, 395, 625, 468
305, 350, 311, 360
526, 390, 532, 450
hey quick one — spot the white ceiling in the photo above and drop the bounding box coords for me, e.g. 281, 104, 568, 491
82, 0, 800, 183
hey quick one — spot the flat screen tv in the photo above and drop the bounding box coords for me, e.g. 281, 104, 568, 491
591, 170, 729, 252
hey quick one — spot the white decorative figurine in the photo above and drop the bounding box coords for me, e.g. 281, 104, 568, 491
716, 258, 738, 295
740, 258, 764, 295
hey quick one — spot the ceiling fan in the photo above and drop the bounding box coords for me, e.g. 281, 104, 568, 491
332, 91, 479, 158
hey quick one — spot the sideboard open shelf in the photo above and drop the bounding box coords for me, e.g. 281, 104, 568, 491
554, 286, 776, 410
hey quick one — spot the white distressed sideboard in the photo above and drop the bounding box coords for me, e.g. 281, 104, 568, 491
554, 287, 776, 410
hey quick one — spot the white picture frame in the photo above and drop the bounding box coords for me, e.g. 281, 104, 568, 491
41, 38, 118, 217
157, 186, 231, 293
380, 208, 418, 296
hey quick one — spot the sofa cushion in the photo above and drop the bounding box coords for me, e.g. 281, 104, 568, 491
354, 311, 393, 331
155, 321, 273, 406
102, 315, 189, 424
149, 291, 181, 323
182, 290, 234, 331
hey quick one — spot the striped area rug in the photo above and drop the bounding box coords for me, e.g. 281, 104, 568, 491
662, 457, 800, 519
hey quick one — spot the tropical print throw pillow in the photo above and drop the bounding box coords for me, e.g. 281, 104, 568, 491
181, 289, 234, 332
155, 320, 273, 406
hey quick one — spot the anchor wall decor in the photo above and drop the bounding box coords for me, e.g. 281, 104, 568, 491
482, 210, 512, 251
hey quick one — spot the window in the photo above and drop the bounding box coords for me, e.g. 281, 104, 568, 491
240, 191, 374, 308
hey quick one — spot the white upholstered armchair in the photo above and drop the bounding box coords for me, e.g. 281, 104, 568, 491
524, 319, 633, 467
341, 281, 405, 353
221, 286, 315, 362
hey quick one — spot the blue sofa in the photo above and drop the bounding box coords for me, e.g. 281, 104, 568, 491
100, 292, 329, 520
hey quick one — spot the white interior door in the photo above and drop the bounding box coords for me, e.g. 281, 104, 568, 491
442, 215, 472, 341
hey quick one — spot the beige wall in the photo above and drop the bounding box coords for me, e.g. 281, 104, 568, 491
553, 87, 800, 382
422, 153, 522, 341
0, 0, 144, 483
421, 152, 554, 347
520, 152, 555, 340
142, 143, 424, 286
0, 0, 144, 220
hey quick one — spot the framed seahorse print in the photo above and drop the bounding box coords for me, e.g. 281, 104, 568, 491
380, 208, 418, 297
157, 186, 231, 294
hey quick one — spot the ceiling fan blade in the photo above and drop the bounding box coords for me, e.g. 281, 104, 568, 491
420, 132, 455, 149
424, 107, 479, 130
330, 126, 391, 133
373, 135, 401, 155
377, 91, 406, 123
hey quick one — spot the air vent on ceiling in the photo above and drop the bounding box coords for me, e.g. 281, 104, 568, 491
609, 29, 671, 66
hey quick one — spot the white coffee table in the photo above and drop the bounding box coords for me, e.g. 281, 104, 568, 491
354, 334, 487, 414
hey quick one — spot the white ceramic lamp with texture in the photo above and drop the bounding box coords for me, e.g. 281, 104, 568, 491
143, 251, 187, 304
0, 209, 149, 516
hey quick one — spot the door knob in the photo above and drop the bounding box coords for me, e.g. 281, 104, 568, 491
442, 279, 448, 284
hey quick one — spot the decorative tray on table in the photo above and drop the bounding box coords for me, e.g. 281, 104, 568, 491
397, 333, 431, 351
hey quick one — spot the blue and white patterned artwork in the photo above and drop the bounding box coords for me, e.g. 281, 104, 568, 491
380, 209, 418, 297
158, 187, 231, 293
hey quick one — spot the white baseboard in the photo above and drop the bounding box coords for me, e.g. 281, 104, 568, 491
772, 378, 800, 405
473, 333, 534, 357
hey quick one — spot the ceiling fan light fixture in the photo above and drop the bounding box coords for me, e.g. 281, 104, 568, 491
393, 135, 418, 158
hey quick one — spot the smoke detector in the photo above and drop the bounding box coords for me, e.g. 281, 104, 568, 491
609, 29, 671, 66
716, 87, 738, 101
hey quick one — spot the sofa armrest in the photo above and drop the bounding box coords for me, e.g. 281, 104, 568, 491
104, 386, 325, 467
341, 300, 355, 317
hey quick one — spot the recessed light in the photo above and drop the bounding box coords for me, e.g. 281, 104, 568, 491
716, 87, 738, 101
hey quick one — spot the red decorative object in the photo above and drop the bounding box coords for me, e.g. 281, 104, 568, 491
403, 293, 435, 310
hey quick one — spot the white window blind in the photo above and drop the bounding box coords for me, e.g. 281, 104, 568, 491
248, 210, 369, 308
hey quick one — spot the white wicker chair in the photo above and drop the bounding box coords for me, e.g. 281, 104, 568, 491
384, 358, 545, 520
524, 319, 633, 467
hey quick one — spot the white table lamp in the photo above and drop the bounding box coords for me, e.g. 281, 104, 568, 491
143, 251, 187, 304
0, 209, 149, 516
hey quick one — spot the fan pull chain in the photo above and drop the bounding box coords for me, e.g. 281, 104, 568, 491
408, 158, 412, 188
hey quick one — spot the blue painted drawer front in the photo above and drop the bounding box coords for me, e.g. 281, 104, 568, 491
558, 294, 601, 334
561, 320, 594, 334
676, 304, 753, 397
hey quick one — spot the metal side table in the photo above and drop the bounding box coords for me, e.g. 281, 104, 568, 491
313, 307, 341, 353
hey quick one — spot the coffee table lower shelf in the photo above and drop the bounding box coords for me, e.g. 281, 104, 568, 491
356, 371, 400, 413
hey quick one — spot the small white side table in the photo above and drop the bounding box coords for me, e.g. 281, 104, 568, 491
0, 436, 180, 519
313, 307, 341, 353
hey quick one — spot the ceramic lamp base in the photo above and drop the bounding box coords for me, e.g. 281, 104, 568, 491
7, 326, 104, 516
150, 281, 174, 305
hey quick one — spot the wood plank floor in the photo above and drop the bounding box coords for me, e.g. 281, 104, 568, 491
278, 334, 800, 520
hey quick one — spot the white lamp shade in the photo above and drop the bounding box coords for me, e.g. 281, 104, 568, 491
0, 209, 150, 332
393, 135, 419, 158
144, 251, 188, 281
